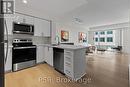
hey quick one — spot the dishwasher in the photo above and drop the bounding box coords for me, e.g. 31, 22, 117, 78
53, 48, 64, 74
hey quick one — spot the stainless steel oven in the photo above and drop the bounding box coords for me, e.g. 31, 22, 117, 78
12, 39, 36, 71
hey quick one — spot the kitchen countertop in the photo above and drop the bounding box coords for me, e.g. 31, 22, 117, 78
36, 44, 52, 47
36, 44, 87, 50
53, 45, 87, 50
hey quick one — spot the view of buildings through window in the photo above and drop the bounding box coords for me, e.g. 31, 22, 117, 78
94, 30, 114, 45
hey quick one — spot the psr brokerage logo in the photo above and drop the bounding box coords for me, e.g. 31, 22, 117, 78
1, 0, 14, 14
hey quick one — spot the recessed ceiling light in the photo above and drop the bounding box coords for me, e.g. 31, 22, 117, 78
22, 0, 27, 4
17, 22, 20, 24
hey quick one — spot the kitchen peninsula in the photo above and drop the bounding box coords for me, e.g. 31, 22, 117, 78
44, 44, 87, 80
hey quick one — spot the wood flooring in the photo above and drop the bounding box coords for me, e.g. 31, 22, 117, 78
5, 52, 130, 87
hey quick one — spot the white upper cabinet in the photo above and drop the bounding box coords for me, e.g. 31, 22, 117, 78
5, 13, 50, 36
13, 13, 34, 25
42, 20, 51, 37
34, 18, 43, 36
13, 13, 24, 23
34, 18, 51, 37
24, 15, 34, 25
51, 22, 57, 44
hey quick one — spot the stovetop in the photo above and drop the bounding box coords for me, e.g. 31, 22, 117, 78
12, 39, 35, 47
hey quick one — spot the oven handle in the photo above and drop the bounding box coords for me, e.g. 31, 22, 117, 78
13, 46, 36, 50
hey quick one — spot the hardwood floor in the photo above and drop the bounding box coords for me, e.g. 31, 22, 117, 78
5, 52, 130, 87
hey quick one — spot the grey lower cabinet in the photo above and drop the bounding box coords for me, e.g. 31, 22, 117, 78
64, 49, 86, 80
36, 46, 45, 64
44, 46, 53, 66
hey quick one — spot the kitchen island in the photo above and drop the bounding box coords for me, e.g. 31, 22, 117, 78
53, 44, 87, 80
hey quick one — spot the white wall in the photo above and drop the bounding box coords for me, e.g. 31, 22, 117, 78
122, 27, 130, 53
52, 22, 89, 45
122, 12, 130, 54
88, 31, 94, 45
89, 22, 129, 31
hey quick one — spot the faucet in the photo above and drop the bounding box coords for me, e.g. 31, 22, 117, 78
55, 35, 60, 45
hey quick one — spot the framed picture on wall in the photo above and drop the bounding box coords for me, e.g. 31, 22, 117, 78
61, 30, 69, 42
79, 32, 87, 43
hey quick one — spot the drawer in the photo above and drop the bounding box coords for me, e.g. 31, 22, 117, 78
64, 56, 72, 63
65, 62, 72, 68
64, 62, 72, 73
64, 50, 73, 57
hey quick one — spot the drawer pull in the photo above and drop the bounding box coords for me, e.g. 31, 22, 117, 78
65, 62, 71, 67
65, 57, 71, 62
65, 57, 71, 59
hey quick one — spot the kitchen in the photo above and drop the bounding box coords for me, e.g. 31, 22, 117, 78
4, 11, 87, 81
0, 0, 129, 87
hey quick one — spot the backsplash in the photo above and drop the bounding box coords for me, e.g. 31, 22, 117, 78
32, 36, 51, 45
5, 34, 51, 45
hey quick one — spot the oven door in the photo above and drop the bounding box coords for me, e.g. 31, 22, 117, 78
12, 46, 36, 71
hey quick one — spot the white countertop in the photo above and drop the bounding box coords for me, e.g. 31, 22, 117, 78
36, 44, 52, 47
53, 45, 87, 50
36, 44, 87, 50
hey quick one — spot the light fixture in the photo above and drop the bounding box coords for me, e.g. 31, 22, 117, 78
17, 22, 20, 24
22, 0, 27, 4
73, 18, 83, 24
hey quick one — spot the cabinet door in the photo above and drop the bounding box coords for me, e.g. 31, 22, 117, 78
14, 13, 34, 25
44, 46, 49, 63
44, 46, 53, 66
34, 18, 43, 36
34, 18, 51, 37
64, 50, 73, 78
5, 47, 12, 72
42, 20, 51, 37
37, 46, 44, 63
14, 13, 25, 23
51, 22, 56, 44
24, 15, 34, 25
48, 47, 53, 66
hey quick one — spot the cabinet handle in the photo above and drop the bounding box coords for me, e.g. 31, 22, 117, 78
65, 57, 71, 59
48, 47, 49, 51
66, 52, 71, 54
65, 57, 71, 62
65, 62, 71, 66
23, 18, 26, 23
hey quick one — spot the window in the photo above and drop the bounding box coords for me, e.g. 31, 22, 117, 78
100, 31, 105, 35
107, 37, 113, 42
107, 31, 113, 34
95, 38, 98, 42
100, 37, 105, 42
95, 32, 98, 35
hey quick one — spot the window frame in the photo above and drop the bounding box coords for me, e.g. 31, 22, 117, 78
100, 37, 105, 42
107, 31, 113, 34
100, 31, 105, 35
107, 37, 113, 42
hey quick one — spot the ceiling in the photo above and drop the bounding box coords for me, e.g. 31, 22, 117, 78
15, 0, 130, 28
